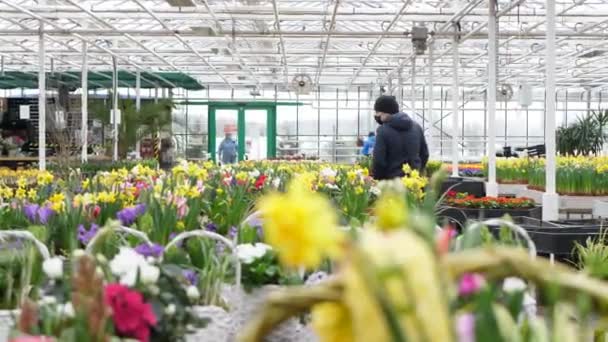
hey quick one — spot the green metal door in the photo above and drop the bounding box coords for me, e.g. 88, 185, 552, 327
208, 102, 277, 162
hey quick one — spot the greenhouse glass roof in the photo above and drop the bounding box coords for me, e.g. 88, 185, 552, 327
0, 0, 606, 92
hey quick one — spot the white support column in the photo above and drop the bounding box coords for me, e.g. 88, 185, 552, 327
427, 41, 434, 157
451, 35, 460, 177
543, 0, 559, 220
411, 56, 416, 120
397, 68, 403, 109
38, 22, 46, 171
81, 41, 88, 163
135, 70, 141, 159
486, 0, 498, 196
112, 56, 119, 162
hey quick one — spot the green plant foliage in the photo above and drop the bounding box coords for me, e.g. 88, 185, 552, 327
88, 97, 175, 158
557, 109, 608, 156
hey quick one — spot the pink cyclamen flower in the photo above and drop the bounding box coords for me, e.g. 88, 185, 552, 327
458, 273, 485, 297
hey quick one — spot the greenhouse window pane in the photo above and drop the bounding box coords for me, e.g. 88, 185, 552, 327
277, 106, 297, 136
298, 105, 319, 135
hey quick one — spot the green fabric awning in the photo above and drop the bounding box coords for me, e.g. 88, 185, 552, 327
0, 71, 205, 90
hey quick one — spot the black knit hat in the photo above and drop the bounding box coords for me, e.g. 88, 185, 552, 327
374, 95, 399, 114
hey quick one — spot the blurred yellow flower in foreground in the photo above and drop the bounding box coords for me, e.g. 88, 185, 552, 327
311, 302, 353, 342
341, 230, 452, 342
374, 192, 407, 231
258, 178, 341, 268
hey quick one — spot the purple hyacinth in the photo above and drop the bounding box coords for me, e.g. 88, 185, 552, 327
134, 243, 165, 258
183, 270, 198, 286
23, 203, 54, 224
116, 205, 145, 226
205, 222, 218, 233
228, 226, 238, 239
77, 223, 99, 245
23, 204, 39, 222
38, 206, 54, 224
134, 203, 147, 216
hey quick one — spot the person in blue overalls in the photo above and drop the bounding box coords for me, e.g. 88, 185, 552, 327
218, 133, 238, 164
361, 132, 376, 156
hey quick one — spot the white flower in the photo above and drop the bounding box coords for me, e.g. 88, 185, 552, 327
57, 302, 75, 319
320, 167, 337, 179
140, 264, 160, 285
72, 249, 85, 258
39, 296, 57, 306
110, 247, 158, 287
236, 243, 272, 264
503, 277, 527, 293
370, 186, 381, 196
42, 257, 63, 279
249, 169, 261, 178
165, 304, 176, 316
110, 247, 145, 277
271, 178, 281, 189
187, 285, 200, 300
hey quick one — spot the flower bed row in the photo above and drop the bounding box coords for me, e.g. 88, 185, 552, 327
483, 156, 608, 196
2, 161, 608, 341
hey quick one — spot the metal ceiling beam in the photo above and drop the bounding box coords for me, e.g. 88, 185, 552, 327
199, 0, 261, 88
130, 0, 233, 88
315, 0, 340, 85
346, 0, 414, 88
0, 0, 178, 88
271, 0, 290, 86
1, 6, 605, 22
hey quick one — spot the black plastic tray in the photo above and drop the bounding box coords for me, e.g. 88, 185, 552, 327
487, 218, 608, 260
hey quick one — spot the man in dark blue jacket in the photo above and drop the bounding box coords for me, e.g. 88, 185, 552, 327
372, 95, 429, 180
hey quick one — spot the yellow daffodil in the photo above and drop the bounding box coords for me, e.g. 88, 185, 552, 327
37, 171, 53, 185
49, 193, 66, 212
258, 178, 341, 268
311, 302, 354, 342
15, 188, 26, 200
82, 178, 90, 190
176, 221, 185, 230
27, 189, 37, 201
17, 177, 27, 189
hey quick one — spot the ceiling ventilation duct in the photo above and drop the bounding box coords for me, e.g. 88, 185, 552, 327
290, 74, 313, 95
